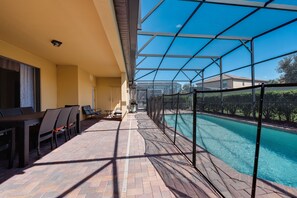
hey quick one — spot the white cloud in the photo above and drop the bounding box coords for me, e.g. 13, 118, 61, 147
176, 24, 182, 28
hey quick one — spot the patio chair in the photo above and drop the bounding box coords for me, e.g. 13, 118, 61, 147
113, 108, 122, 118
0, 108, 22, 117
20, 106, 34, 114
53, 107, 72, 147
0, 114, 15, 168
30, 108, 61, 157
82, 105, 100, 118
67, 105, 80, 138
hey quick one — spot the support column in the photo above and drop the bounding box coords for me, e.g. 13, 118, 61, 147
171, 80, 174, 109
220, 58, 223, 114
251, 39, 256, 118
146, 89, 148, 112
202, 70, 205, 111
192, 89, 197, 167
153, 80, 155, 97
121, 72, 128, 119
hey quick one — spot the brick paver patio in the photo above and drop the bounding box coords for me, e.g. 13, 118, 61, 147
0, 113, 217, 198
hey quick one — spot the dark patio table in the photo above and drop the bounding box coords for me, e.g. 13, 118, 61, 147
0, 112, 44, 167
0, 110, 80, 167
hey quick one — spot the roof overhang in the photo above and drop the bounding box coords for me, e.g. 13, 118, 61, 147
113, 0, 139, 83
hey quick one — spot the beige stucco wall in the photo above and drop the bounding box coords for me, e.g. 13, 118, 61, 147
202, 81, 221, 90
96, 77, 121, 112
57, 65, 79, 107
0, 40, 57, 110
233, 80, 252, 88
57, 65, 97, 120
78, 68, 96, 107
78, 68, 96, 119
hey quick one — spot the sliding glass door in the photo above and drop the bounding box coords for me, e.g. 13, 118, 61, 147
0, 56, 40, 111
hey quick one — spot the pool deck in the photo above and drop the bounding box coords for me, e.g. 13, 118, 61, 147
0, 113, 218, 198
159, 112, 297, 198
0, 112, 296, 197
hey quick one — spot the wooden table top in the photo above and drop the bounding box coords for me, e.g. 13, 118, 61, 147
0, 112, 44, 122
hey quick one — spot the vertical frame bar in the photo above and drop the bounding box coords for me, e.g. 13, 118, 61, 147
138, 0, 142, 30
251, 83, 265, 198
192, 90, 197, 167
146, 89, 149, 115
219, 58, 223, 114
171, 81, 174, 109
174, 93, 180, 144
146, 89, 148, 112
202, 70, 205, 111
162, 94, 165, 133
153, 80, 155, 97
251, 39, 256, 118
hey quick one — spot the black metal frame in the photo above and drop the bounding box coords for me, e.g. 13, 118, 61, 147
139, 1, 297, 195
135, 0, 297, 95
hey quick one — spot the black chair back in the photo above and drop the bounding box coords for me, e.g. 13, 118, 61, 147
39, 109, 61, 136
55, 107, 72, 129
0, 108, 22, 117
20, 107, 34, 114
68, 106, 79, 125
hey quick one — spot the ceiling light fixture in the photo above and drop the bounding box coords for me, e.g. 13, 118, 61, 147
51, 39, 62, 47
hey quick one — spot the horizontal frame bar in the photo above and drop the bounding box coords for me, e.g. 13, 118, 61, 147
136, 68, 201, 71
138, 31, 252, 41
188, 0, 297, 12
138, 53, 221, 59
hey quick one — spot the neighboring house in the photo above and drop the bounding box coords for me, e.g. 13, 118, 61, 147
136, 82, 182, 96
196, 74, 267, 90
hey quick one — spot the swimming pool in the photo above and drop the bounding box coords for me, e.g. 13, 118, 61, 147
165, 113, 297, 188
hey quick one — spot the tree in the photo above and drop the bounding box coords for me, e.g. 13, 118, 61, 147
267, 79, 279, 84
181, 83, 190, 93
277, 54, 297, 83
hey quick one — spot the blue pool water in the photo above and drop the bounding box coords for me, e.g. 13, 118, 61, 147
165, 114, 297, 188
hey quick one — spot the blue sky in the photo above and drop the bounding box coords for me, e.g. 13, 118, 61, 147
136, 0, 297, 82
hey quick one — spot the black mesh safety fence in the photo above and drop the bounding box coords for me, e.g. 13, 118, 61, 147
257, 84, 297, 196
146, 83, 297, 198
174, 92, 194, 162
136, 89, 147, 110
163, 94, 178, 142
195, 86, 262, 198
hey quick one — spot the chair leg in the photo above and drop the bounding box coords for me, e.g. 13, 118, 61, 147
54, 133, 58, 148
74, 126, 77, 135
37, 144, 41, 157
50, 136, 53, 150
64, 131, 67, 142
67, 129, 71, 140
8, 129, 15, 168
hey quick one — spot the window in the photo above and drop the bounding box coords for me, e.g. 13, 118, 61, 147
223, 80, 228, 88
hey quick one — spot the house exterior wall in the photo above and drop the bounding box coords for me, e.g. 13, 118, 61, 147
199, 79, 265, 90
201, 80, 233, 90
232, 80, 264, 88
233, 80, 252, 88
202, 81, 219, 89
96, 77, 121, 113
136, 82, 182, 95
78, 67, 96, 120
57, 65, 79, 107
0, 40, 57, 110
